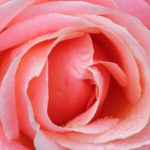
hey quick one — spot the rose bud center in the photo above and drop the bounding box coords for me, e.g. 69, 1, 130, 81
48, 35, 94, 125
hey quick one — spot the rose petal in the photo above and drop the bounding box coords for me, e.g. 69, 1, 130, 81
0, 123, 28, 150
0, 50, 12, 85
48, 34, 94, 125
76, 0, 118, 8
0, 55, 20, 140
34, 130, 67, 150
32, 0, 118, 9
15, 39, 54, 138
0, 0, 9, 6
8, 1, 109, 26
66, 66, 110, 127
114, 0, 150, 28
103, 10, 150, 60
100, 119, 150, 150
65, 118, 119, 134
0, 13, 93, 51
0, 0, 33, 32
34, 130, 103, 150
0, 33, 61, 140
94, 61, 127, 87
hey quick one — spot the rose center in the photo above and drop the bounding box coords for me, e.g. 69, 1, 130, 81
48, 36, 94, 125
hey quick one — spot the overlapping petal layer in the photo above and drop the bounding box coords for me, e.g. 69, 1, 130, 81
0, 1, 150, 150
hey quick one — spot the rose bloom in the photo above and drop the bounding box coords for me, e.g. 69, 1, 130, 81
0, 0, 150, 150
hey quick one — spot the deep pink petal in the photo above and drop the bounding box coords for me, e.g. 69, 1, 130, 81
146, 0, 150, 4
48, 34, 94, 125
0, 50, 13, 85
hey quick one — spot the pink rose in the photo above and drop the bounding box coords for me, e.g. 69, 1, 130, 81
0, 0, 150, 150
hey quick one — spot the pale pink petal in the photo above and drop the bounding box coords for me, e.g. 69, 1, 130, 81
15, 40, 54, 138
34, 130, 104, 150
0, 13, 93, 51
0, 0, 33, 32
94, 61, 127, 87
0, 124, 28, 150
32, 0, 118, 8
0, 56, 20, 140
100, 119, 150, 150
103, 10, 150, 60
8, 1, 110, 26
76, 0, 118, 8
114, 0, 150, 28
34, 130, 67, 150
65, 118, 118, 134
28, 61, 51, 130
135, 145, 150, 150
0, 33, 61, 140
0, 0, 9, 6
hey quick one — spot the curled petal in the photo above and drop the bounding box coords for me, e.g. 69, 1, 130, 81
34, 130, 103, 150
0, 56, 19, 140
9, 1, 110, 26
114, 0, 150, 28
81, 15, 141, 104
34, 130, 67, 150
0, 124, 28, 150
15, 39, 54, 138
93, 61, 127, 87
102, 10, 150, 60
78, 0, 118, 8
0, 0, 33, 32
65, 118, 119, 134
65, 15, 150, 143
0, 13, 93, 51
66, 66, 110, 127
